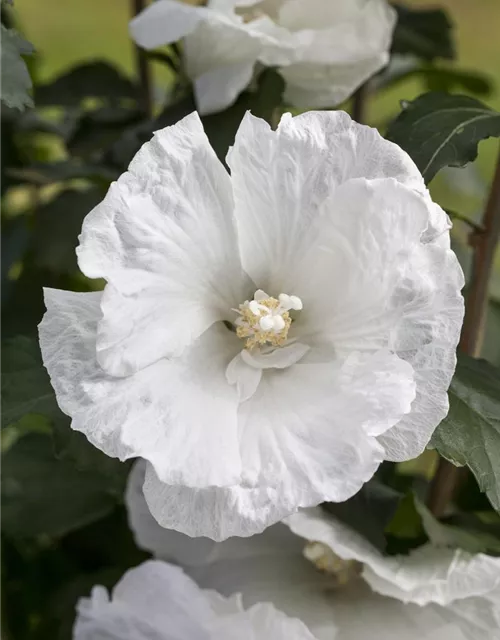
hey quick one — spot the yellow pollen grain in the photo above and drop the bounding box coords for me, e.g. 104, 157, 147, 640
236, 296, 292, 350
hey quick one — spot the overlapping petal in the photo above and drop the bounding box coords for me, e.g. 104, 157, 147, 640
126, 474, 500, 640
130, 0, 297, 114
74, 559, 316, 640
228, 110, 464, 461
140, 348, 415, 540
77, 112, 247, 376
286, 507, 500, 639
278, 0, 396, 107
227, 110, 425, 289
130, 0, 396, 113
39, 289, 242, 488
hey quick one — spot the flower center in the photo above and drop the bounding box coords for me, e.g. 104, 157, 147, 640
234, 289, 303, 350
304, 541, 362, 586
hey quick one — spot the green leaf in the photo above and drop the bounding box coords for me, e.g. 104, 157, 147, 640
203, 68, 285, 163
109, 68, 284, 170
386, 92, 500, 183
35, 61, 137, 107
375, 64, 492, 97
1, 215, 30, 287
323, 479, 402, 552
68, 106, 143, 159
385, 492, 424, 539
108, 94, 195, 170
420, 68, 492, 97
415, 497, 500, 555
7, 160, 118, 186
387, 493, 500, 555
430, 354, 500, 512
2, 336, 67, 433
31, 188, 105, 273
2, 433, 128, 538
391, 4, 455, 61
0, 24, 34, 110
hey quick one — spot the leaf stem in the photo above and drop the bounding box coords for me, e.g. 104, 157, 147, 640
131, 0, 153, 117
428, 145, 500, 516
445, 209, 484, 234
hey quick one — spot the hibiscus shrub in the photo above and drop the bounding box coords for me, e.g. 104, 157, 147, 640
2, 1, 500, 639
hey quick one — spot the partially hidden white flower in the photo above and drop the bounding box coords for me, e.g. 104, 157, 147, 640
125, 462, 500, 640
73, 559, 316, 640
38, 109, 464, 541
130, 0, 397, 114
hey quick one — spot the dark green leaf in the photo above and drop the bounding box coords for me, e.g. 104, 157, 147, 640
7, 159, 118, 185
146, 49, 179, 73
2, 267, 63, 339
68, 106, 143, 159
430, 354, 500, 511
385, 492, 424, 539
35, 61, 137, 107
387, 493, 500, 554
203, 68, 285, 162
2, 433, 128, 538
108, 94, 195, 170
32, 188, 105, 273
2, 335, 67, 432
391, 4, 455, 61
1, 215, 30, 290
415, 497, 500, 555
109, 68, 284, 170
420, 68, 492, 96
386, 92, 500, 182
1, 24, 34, 110
323, 479, 402, 552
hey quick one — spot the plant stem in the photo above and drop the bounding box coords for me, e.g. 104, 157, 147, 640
427, 146, 500, 517
352, 83, 369, 124
131, 0, 153, 117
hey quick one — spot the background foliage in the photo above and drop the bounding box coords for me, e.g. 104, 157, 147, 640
2, 1, 500, 638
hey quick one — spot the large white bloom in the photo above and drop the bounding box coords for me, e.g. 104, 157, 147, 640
130, 0, 397, 114
73, 559, 316, 640
125, 462, 500, 640
39, 109, 464, 540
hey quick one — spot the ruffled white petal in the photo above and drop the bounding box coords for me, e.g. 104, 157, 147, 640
193, 61, 255, 115
130, 0, 298, 114
38, 289, 242, 488
125, 475, 494, 640
130, 0, 206, 49
142, 349, 414, 540
131, 0, 396, 111
330, 583, 470, 640
278, 0, 396, 107
207, 591, 318, 640
227, 110, 424, 290
77, 112, 246, 376
126, 461, 341, 638
74, 559, 316, 640
286, 507, 500, 639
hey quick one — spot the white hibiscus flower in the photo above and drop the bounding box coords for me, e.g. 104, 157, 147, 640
73, 559, 316, 640
38, 109, 464, 541
125, 462, 500, 640
130, 0, 397, 114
